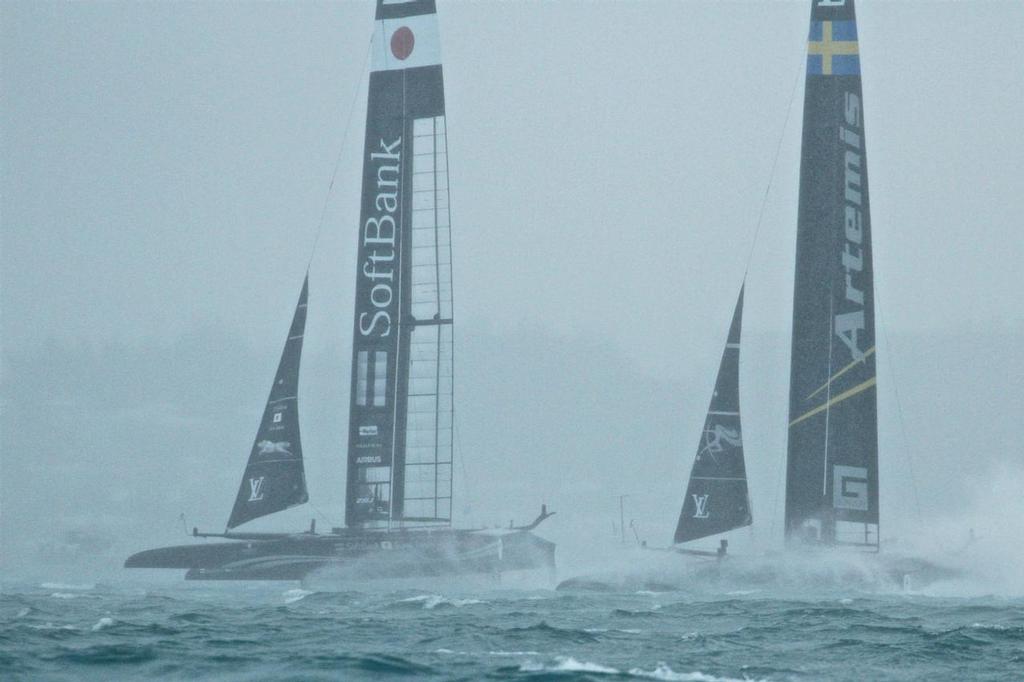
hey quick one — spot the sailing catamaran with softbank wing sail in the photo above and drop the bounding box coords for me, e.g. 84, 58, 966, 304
125, 0, 555, 581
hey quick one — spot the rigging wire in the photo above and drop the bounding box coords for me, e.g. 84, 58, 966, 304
741, 60, 804, 280
296, 35, 372, 530
309, 501, 340, 530
764, 48, 807, 545
438, 81, 472, 525
454, 418, 472, 523
305, 34, 374, 273
875, 288, 925, 528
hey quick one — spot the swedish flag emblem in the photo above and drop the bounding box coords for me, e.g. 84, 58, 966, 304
807, 20, 860, 76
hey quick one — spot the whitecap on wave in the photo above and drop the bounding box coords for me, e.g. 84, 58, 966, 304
520, 657, 618, 674
435, 649, 540, 657
28, 623, 78, 631
628, 663, 755, 681
396, 594, 484, 609
283, 588, 314, 604
91, 617, 116, 631
40, 582, 95, 591
626, 663, 757, 679
971, 622, 1018, 631
487, 650, 540, 657
519, 657, 758, 682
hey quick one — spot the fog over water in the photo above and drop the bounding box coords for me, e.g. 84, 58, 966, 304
2, 0, 1023, 585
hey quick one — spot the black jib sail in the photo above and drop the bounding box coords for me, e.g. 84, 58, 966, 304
785, 0, 878, 548
675, 288, 752, 544
227, 276, 310, 530
346, 0, 453, 528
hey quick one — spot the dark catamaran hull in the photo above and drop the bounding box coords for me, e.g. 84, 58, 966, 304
689, 551, 963, 591
556, 550, 962, 593
125, 528, 554, 581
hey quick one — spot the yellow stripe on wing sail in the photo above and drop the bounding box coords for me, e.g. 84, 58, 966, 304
806, 346, 876, 401
790, 376, 877, 428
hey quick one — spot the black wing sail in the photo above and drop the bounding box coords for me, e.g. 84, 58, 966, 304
785, 0, 878, 547
675, 288, 751, 544
346, 0, 453, 527
226, 276, 310, 530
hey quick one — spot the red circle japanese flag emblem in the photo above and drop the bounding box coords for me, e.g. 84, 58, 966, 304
390, 26, 415, 60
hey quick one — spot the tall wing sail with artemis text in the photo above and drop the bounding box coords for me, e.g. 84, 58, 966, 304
785, 0, 878, 548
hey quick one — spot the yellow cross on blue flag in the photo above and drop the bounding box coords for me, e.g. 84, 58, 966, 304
807, 20, 859, 76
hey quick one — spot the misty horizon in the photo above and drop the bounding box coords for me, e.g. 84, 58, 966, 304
3, 0, 1023, 579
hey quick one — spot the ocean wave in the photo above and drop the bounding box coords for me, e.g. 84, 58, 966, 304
611, 607, 660, 618
299, 653, 435, 675
55, 643, 157, 665
355, 654, 436, 675
169, 611, 216, 624
503, 621, 600, 643
943, 623, 1024, 644
79, 618, 181, 637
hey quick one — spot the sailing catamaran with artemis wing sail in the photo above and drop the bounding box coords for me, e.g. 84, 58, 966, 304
736, 0, 952, 585
779, 0, 955, 584
125, 0, 554, 581
658, 0, 871, 565
558, 0, 958, 591
670, 0, 954, 585
786, 0, 879, 550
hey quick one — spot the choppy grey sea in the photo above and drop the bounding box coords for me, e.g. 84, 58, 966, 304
3, 572, 1023, 681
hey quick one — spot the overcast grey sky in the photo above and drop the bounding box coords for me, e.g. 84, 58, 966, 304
3, 1, 1023, 577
